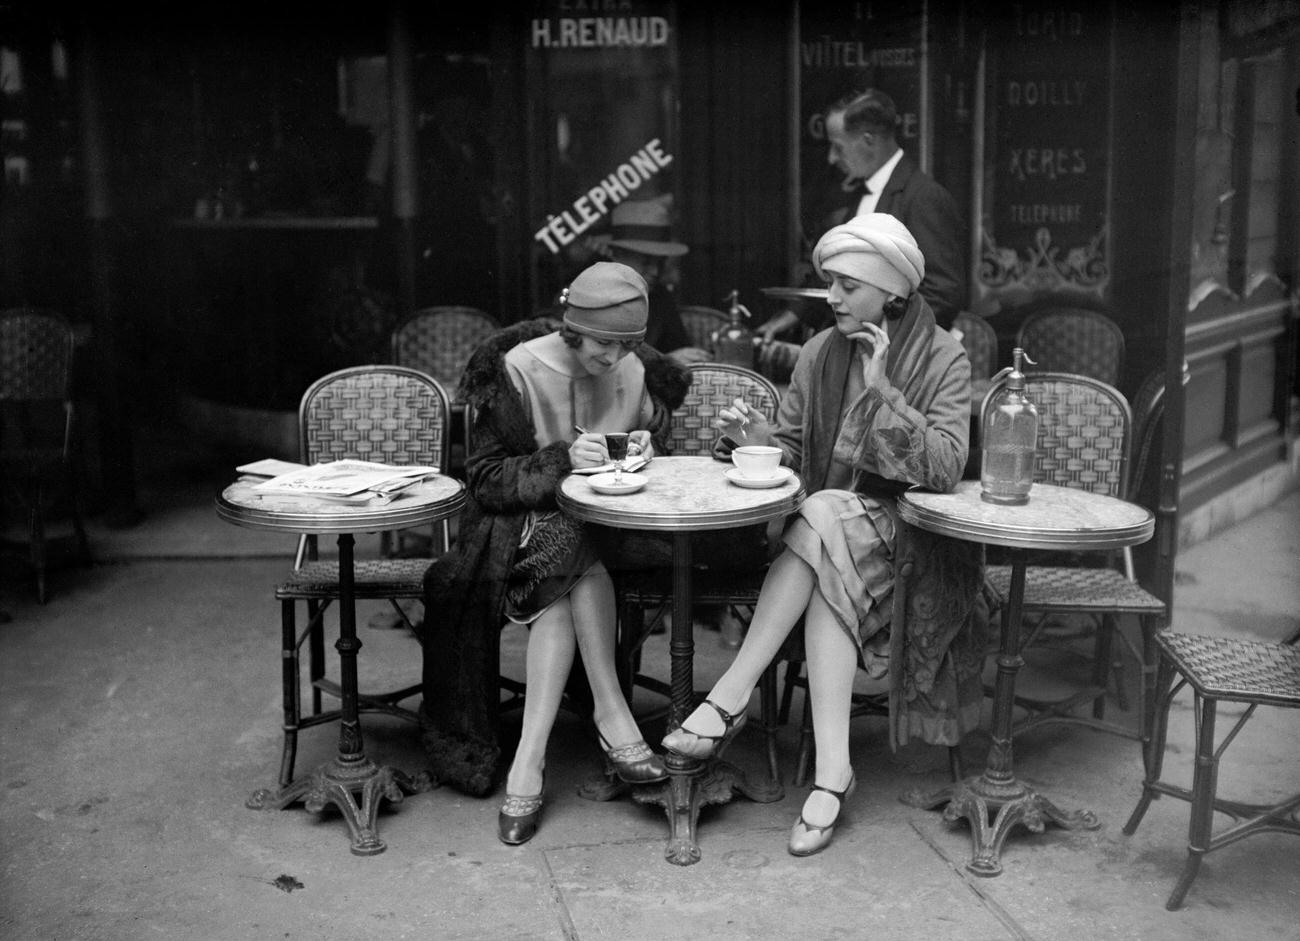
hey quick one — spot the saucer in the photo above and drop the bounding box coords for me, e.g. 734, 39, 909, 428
587, 472, 647, 495
724, 466, 794, 489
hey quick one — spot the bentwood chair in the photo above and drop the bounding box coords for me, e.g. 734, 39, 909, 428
678, 305, 729, 354
0, 309, 91, 603
1123, 628, 1300, 910
980, 372, 1167, 742
1015, 306, 1125, 387
614, 362, 787, 791
272, 365, 452, 787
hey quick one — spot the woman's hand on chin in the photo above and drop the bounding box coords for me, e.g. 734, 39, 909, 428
847, 321, 890, 387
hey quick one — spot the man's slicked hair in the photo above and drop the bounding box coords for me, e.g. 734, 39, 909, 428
828, 88, 900, 139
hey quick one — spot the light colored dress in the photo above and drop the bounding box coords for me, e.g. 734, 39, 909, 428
500, 332, 653, 623
769, 299, 970, 676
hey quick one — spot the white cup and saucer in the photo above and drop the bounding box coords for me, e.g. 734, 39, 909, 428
725, 445, 793, 489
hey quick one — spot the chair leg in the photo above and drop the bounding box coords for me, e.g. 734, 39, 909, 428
1167, 692, 1220, 911
29, 490, 47, 604
758, 661, 782, 791
1123, 654, 1180, 836
794, 692, 814, 788
947, 745, 964, 782
779, 660, 803, 725
279, 598, 301, 788
308, 600, 326, 715
1092, 614, 1118, 721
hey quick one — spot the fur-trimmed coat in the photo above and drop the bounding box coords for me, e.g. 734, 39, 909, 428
418, 318, 690, 796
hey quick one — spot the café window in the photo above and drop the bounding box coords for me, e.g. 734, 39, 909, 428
523, 0, 679, 307
976, 4, 1114, 309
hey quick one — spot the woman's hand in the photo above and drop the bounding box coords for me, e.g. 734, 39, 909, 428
846, 321, 890, 388
713, 398, 773, 446
569, 432, 610, 468
628, 430, 654, 461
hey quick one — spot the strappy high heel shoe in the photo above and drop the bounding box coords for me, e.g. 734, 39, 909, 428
599, 732, 668, 784
498, 773, 545, 846
788, 771, 856, 857
660, 699, 748, 761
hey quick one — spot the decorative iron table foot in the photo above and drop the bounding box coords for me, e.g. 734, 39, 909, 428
903, 775, 1099, 876
630, 754, 775, 865
247, 756, 433, 856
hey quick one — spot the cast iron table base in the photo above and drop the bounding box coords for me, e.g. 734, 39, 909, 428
246, 755, 432, 856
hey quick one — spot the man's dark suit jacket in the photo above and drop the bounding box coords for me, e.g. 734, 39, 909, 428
820, 153, 967, 330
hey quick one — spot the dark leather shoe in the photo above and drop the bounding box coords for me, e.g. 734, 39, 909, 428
599, 733, 668, 784
498, 791, 544, 845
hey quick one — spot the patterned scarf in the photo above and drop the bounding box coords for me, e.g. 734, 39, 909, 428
802, 293, 937, 493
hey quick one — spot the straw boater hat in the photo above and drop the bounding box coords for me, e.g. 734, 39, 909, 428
561, 261, 649, 342
607, 194, 689, 257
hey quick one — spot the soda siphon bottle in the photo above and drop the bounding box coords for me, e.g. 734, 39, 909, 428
980, 347, 1038, 505
713, 289, 756, 368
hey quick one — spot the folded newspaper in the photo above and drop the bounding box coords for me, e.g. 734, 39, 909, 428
246, 460, 439, 503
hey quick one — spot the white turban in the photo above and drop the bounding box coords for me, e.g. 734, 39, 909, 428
812, 212, 925, 298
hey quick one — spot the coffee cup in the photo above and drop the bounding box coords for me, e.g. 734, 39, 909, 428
731, 445, 783, 479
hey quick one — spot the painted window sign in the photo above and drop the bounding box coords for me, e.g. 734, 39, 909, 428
979, 5, 1113, 302
797, 1, 925, 261
529, 15, 670, 49
533, 138, 674, 253
524, 0, 677, 300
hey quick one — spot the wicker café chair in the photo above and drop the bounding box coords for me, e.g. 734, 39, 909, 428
272, 365, 452, 787
1123, 629, 1300, 910
678, 305, 729, 353
0, 309, 91, 603
1015, 306, 1125, 387
953, 310, 999, 382
980, 372, 1167, 742
615, 362, 788, 794
392, 306, 499, 475
953, 310, 1000, 479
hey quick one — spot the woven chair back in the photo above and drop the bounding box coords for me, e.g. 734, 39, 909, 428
670, 363, 781, 457
678, 305, 729, 351
0, 309, 72, 401
1015, 307, 1125, 387
981, 371, 1132, 500
298, 365, 452, 471
391, 306, 499, 399
953, 311, 999, 379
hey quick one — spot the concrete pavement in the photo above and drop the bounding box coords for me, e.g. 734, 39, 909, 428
2, 426, 1298, 941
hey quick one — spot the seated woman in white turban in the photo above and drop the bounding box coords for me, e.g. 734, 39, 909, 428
661, 213, 973, 857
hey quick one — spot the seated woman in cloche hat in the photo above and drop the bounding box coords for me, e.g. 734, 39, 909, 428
419, 261, 690, 845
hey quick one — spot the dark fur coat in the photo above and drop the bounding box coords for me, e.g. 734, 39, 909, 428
418, 318, 689, 796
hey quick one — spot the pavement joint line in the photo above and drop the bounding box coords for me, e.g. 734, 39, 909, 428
536, 849, 581, 941
909, 819, 1038, 941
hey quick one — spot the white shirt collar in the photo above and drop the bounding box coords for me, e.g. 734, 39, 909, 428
865, 147, 904, 195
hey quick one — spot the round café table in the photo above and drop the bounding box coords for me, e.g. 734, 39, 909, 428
897, 479, 1154, 876
216, 475, 465, 855
558, 455, 805, 865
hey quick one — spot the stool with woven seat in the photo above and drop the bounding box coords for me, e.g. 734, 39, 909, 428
1122, 629, 1300, 910
274, 365, 453, 788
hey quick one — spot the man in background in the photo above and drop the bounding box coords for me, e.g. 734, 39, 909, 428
760, 88, 967, 340
603, 194, 713, 367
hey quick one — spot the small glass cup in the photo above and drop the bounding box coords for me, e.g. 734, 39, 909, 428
604, 432, 630, 482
